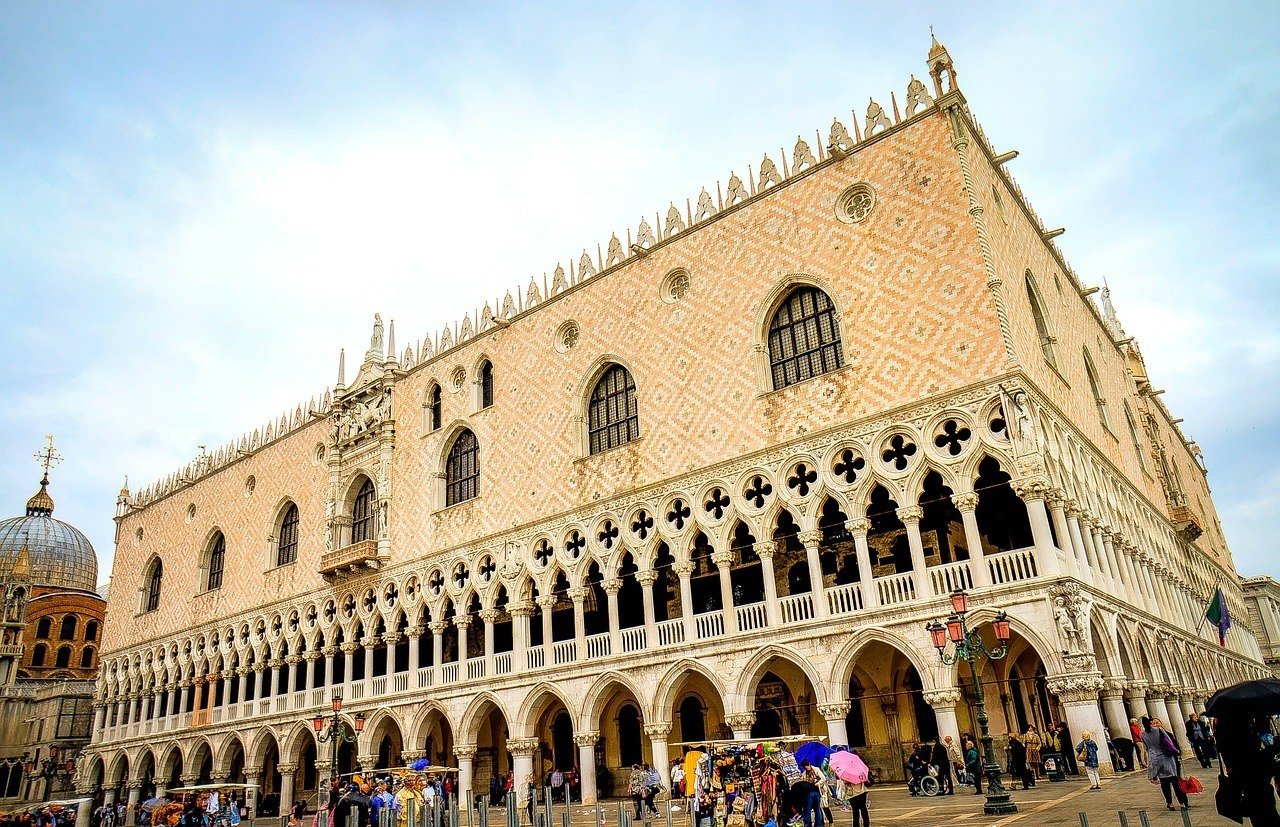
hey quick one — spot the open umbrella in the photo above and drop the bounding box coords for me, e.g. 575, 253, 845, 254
794, 741, 831, 769
1205, 678, 1280, 718
826, 751, 868, 785
140, 798, 169, 811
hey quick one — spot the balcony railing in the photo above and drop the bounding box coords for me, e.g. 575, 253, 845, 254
319, 540, 381, 580
656, 618, 685, 646
735, 602, 767, 632
987, 548, 1037, 585
694, 610, 724, 640
621, 627, 647, 653
585, 632, 611, 660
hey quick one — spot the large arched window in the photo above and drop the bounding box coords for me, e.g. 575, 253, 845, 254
1025, 273, 1057, 368
84, 620, 98, 642
55, 646, 71, 669
767, 286, 843, 389
588, 364, 639, 455
445, 430, 479, 506
31, 644, 46, 667
1083, 349, 1112, 430
1123, 401, 1148, 472
351, 479, 377, 543
205, 532, 226, 591
427, 384, 442, 432
36, 617, 51, 639
479, 360, 494, 409
144, 559, 163, 613
277, 503, 300, 566
59, 615, 77, 641
80, 647, 95, 669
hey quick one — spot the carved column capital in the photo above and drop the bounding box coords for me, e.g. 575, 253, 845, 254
817, 701, 851, 720
601, 579, 623, 595
573, 731, 601, 747
797, 530, 823, 548
506, 738, 540, 756
952, 493, 979, 512
535, 595, 558, 610
672, 562, 694, 578
752, 541, 778, 559
428, 620, 449, 635
453, 744, 478, 760
339, 642, 359, 655
845, 519, 870, 537
710, 551, 734, 568
566, 587, 587, 603
725, 712, 757, 732
507, 603, 534, 619
635, 570, 659, 586
1047, 673, 1104, 704
643, 723, 673, 739
896, 506, 923, 524
277, 763, 298, 774
923, 689, 963, 708
1011, 477, 1051, 500
404, 624, 424, 637
478, 609, 501, 624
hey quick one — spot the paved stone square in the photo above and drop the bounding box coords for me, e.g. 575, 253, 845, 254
539, 765, 1226, 827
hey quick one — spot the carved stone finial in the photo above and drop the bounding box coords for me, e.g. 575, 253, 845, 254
605, 234, 625, 267
694, 189, 716, 222
758, 155, 783, 189
829, 118, 853, 153
905, 75, 933, 116
635, 218, 656, 249
551, 265, 568, 295
579, 251, 597, 279
793, 136, 817, 171
664, 204, 686, 238
725, 172, 748, 206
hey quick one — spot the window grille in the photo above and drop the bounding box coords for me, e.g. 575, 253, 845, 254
277, 504, 299, 566
588, 365, 639, 454
767, 287, 843, 390
445, 430, 480, 506
352, 479, 376, 543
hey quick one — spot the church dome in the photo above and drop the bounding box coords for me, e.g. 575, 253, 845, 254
0, 476, 98, 592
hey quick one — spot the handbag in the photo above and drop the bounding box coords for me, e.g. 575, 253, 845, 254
1181, 775, 1203, 795
1215, 772, 1244, 823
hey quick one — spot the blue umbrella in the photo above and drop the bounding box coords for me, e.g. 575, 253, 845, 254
794, 741, 831, 768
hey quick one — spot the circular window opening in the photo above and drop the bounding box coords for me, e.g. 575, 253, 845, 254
661, 269, 691, 304
555, 320, 580, 353
835, 183, 876, 224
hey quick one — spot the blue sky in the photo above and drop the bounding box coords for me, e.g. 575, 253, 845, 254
1, 3, 1277, 587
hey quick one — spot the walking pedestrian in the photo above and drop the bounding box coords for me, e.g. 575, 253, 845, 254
928, 736, 953, 795
1140, 716, 1188, 811
1006, 733, 1034, 789
627, 765, 647, 820
795, 763, 823, 827
964, 739, 982, 795
842, 751, 869, 827
1024, 726, 1043, 780
1185, 714, 1212, 769
1075, 730, 1102, 790
1055, 722, 1078, 776
1129, 718, 1146, 768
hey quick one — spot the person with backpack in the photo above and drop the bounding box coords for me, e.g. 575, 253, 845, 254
1140, 716, 1188, 810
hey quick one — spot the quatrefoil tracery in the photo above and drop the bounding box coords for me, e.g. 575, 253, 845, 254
704, 488, 731, 520
666, 499, 691, 531
833, 450, 866, 485
881, 434, 918, 471
934, 419, 972, 456
597, 521, 619, 549
477, 556, 496, 583
565, 531, 586, 560
533, 539, 554, 567
787, 463, 818, 496
744, 476, 773, 509
631, 510, 653, 541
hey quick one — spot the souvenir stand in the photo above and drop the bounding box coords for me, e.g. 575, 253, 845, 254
672, 736, 824, 827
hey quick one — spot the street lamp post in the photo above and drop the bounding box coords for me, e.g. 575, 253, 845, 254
925, 589, 1017, 816
312, 692, 365, 806
24, 745, 77, 799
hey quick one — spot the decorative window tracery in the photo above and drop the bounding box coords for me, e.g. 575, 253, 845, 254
767, 287, 843, 390
277, 504, 299, 566
205, 533, 225, 591
479, 361, 494, 409
352, 479, 376, 543
1025, 273, 1057, 368
145, 559, 163, 613
445, 430, 479, 506
428, 384, 442, 431
587, 365, 639, 455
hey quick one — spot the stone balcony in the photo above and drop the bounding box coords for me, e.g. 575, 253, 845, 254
319, 540, 382, 581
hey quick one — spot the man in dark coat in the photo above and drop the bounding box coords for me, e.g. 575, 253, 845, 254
928, 736, 954, 795
1055, 723, 1078, 775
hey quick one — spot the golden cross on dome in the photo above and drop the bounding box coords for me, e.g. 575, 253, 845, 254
34, 435, 63, 478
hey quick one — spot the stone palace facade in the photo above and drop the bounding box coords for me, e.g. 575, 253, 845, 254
81, 38, 1270, 814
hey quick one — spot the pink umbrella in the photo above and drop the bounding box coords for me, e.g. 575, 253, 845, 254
827, 751, 869, 785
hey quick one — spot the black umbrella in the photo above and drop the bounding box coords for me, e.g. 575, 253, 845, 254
1205, 678, 1280, 718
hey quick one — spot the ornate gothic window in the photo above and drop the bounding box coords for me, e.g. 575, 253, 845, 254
352, 479, 376, 543
479, 361, 494, 409
205, 532, 225, 591
428, 384, 442, 431
1083, 349, 1112, 431
144, 559, 163, 613
1124, 401, 1148, 472
1025, 273, 1057, 368
277, 503, 300, 566
445, 430, 479, 506
588, 364, 639, 455
767, 286, 843, 390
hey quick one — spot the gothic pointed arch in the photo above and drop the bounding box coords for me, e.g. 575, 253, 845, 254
1024, 271, 1057, 368
760, 279, 844, 391
443, 428, 479, 507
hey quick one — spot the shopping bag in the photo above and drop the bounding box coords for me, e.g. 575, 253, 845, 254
1181, 775, 1204, 795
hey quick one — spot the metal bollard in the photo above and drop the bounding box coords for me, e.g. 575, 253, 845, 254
1137, 811, 1151, 827
1179, 810, 1192, 827
1118, 812, 1129, 827
1077, 814, 1088, 827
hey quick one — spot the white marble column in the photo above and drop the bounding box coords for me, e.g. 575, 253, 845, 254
646, 723, 673, 791
455, 618, 472, 666
322, 646, 336, 688
952, 494, 990, 588
1046, 491, 1077, 577
536, 596, 555, 657
508, 739, 539, 808
456, 745, 477, 805
798, 531, 829, 617
1099, 680, 1130, 743
754, 542, 782, 624
507, 606, 530, 668
819, 702, 851, 748
847, 520, 880, 605
575, 732, 600, 803
1065, 507, 1095, 584
923, 690, 962, 750
712, 552, 739, 633
603, 579, 623, 653
637, 571, 659, 646
480, 610, 498, 672
1013, 480, 1061, 577
406, 625, 423, 674
726, 712, 755, 741
569, 588, 587, 659
675, 563, 696, 642
278, 764, 297, 814
429, 622, 447, 680
1048, 675, 1112, 774
898, 507, 930, 598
